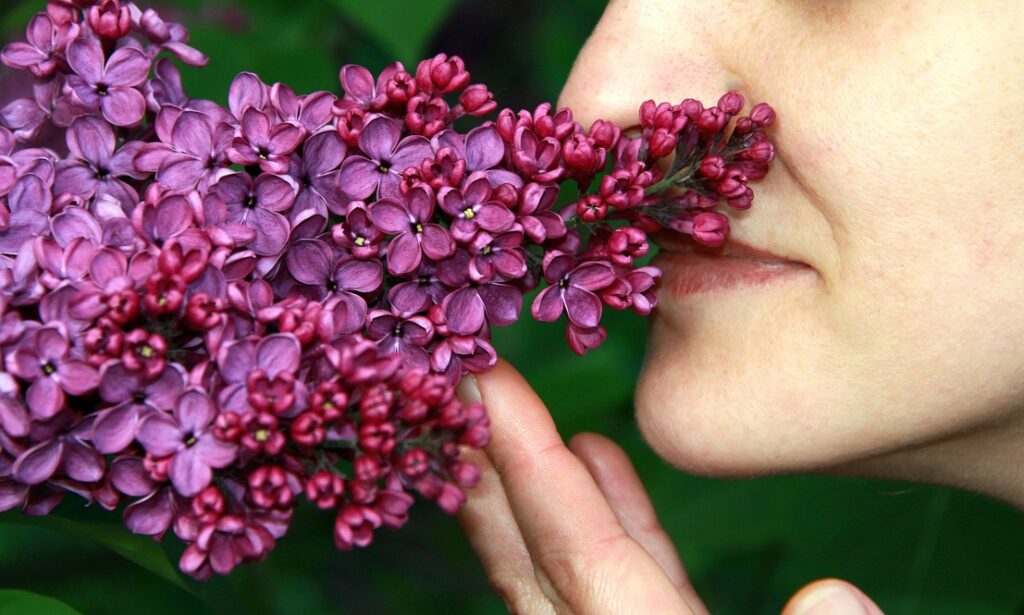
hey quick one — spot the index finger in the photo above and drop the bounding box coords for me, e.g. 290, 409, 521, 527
468, 360, 692, 614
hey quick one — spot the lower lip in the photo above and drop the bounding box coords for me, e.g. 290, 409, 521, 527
654, 251, 817, 297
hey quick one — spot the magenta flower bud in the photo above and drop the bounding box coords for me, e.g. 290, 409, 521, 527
384, 70, 417, 106
715, 167, 748, 198
415, 53, 470, 95
305, 470, 345, 510
678, 98, 704, 120
398, 448, 430, 478
562, 133, 602, 176
576, 195, 607, 222
750, 102, 776, 127
239, 411, 285, 456
717, 91, 745, 115
334, 106, 366, 148
354, 455, 382, 482
495, 108, 517, 142
727, 186, 754, 210
692, 211, 730, 247
248, 465, 294, 510
191, 486, 226, 524
588, 119, 621, 150
743, 140, 775, 164
405, 94, 449, 137
733, 116, 755, 135
459, 84, 496, 116
699, 155, 726, 180
647, 129, 677, 158
88, 0, 131, 40
697, 107, 727, 133
436, 482, 466, 514
448, 459, 481, 488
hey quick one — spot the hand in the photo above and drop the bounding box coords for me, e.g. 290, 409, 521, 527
456, 360, 885, 615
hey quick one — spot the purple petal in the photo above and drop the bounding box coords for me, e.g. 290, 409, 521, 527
169, 448, 211, 497
9, 174, 51, 212
57, 360, 99, 395
531, 286, 565, 322
303, 131, 346, 174
156, 154, 204, 190
171, 111, 213, 157
368, 199, 411, 234
248, 208, 290, 256
136, 413, 182, 457
241, 108, 271, 144
443, 287, 485, 335
570, 262, 616, 291
564, 286, 603, 328
53, 207, 103, 247
421, 224, 454, 261
267, 122, 304, 156
229, 72, 268, 118
339, 64, 375, 104
91, 403, 140, 454
0, 397, 30, 438
98, 362, 143, 404
175, 390, 214, 433
2, 42, 47, 71
61, 439, 104, 483
68, 115, 114, 164
475, 204, 515, 232
27, 377, 64, 421
335, 258, 383, 293
254, 173, 297, 212
465, 126, 505, 171
13, 439, 63, 484
104, 47, 150, 87
337, 156, 381, 200
67, 37, 104, 83
101, 87, 146, 127
146, 366, 185, 410
389, 137, 433, 173
195, 436, 236, 469
284, 239, 332, 286
124, 489, 174, 535
109, 457, 156, 497
479, 283, 522, 326
358, 117, 400, 161
256, 334, 301, 375
217, 339, 257, 385
386, 232, 421, 275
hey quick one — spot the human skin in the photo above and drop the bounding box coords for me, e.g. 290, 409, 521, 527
457, 0, 1024, 612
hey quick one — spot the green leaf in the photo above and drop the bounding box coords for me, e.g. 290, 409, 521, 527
328, 0, 459, 65
0, 590, 84, 615
0, 513, 189, 594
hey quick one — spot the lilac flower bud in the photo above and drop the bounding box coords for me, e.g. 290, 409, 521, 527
750, 102, 776, 127
588, 119, 621, 150
87, 0, 130, 40
692, 211, 730, 247
717, 91, 745, 115
697, 107, 727, 134
743, 140, 775, 164
459, 84, 496, 116
699, 155, 726, 180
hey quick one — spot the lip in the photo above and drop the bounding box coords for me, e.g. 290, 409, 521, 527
651, 232, 817, 298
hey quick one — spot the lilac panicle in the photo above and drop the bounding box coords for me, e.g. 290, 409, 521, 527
0, 0, 778, 582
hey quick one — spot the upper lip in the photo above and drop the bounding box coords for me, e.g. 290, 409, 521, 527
651, 230, 808, 265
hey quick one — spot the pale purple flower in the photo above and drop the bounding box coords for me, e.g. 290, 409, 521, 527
91, 363, 184, 454
438, 249, 522, 335
386, 260, 446, 316
54, 116, 144, 208
531, 253, 615, 328
288, 131, 347, 217
337, 116, 432, 200
66, 36, 151, 127
134, 108, 234, 191
1, 13, 80, 78
137, 8, 208, 67
369, 186, 453, 275
516, 182, 566, 244
467, 230, 526, 283
228, 72, 270, 120
12, 420, 105, 485
365, 308, 433, 371
7, 325, 99, 420
432, 126, 522, 188
430, 334, 496, 384
136, 389, 237, 497
215, 333, 303, 414
331, 206, 381, 260
271, 84, 335, 134
437, 176, 515, 243
284, 239, 381, 332
33, 236, 95, 289
227, 108, 304, 174
511, 125, 564, 183
132, 193, 195, 246
337, 63, 403, 112
209, 173, 295, 256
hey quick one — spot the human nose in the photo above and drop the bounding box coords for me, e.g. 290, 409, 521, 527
556, 0, 738, 132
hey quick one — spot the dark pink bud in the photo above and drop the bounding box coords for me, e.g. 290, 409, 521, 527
248, 465, 294, 510
334, 106, 366, 148
750, 102, 776, 127
699, 155, 726, 180
576, 195, 607, 222
647, 129, 677, 158
289, 411, 325, 447
717, 91, 745, 115
692, 211, 730, 247
743, 140, 775, 164
588, 119, 621, 150
191, 486, 226, 524
405, 93, 449, 137
697, 107, 727, 134
448, 460, 481, 488
727, 187, 754, 210
384, 70, 417, 106
436, 482, 466, 514
678, 98, 704, 120
144, 274, 185, 315
185, 293, 224, 329
354, 455, 383, 482
87, 0, 130, 40
562, 133, 603, 176
305, 470, 345, 509
358, 422, 396, 455
398, 448, 430, 478
416, 53, 470, 94
715, 167, 748, 198
459, 84, 496, 116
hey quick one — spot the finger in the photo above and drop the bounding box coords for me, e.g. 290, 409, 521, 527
456, 446, 556, 615
470, 361, 692, 614
782, 579, 885, 615
568, 432, 708, 614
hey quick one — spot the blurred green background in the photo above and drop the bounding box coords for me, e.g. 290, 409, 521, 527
1, 1, 1023, 613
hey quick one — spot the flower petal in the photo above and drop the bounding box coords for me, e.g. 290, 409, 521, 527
337, 156, 380, 200
175, 389, 215, 433
68, 115, 114, 165
66, 37, 104, 83
102, 86, 147, 127
358, 116, 400, 161
385, 231, 421, 275
169, 448, 211, 497
284, 239, 332, 286
256, 334, 301, 375
104, 47, 151, 87
27, 377, 64, 421
368, 198, 411, 234
564, 286, 603, 328
465, 126, 505, 171
13, 439, 63, 485
57, 360, 99, 395
91, 403, 141, 455
136, 412, 182, 457
443, 287, 485, 335
61, 439, 104, 483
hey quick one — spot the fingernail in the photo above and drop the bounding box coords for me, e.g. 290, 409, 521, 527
793, 583, 872, 615
457, 374, 481, 404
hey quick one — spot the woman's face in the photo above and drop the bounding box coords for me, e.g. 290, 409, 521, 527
558, 0, 1024, 477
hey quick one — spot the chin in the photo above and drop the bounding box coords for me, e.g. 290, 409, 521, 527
633, 310, 864, 479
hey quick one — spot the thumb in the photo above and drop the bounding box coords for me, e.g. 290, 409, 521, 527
781, 579, 885, 615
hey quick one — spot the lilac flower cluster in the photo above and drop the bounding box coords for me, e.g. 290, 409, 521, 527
0, 0, 776, 579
